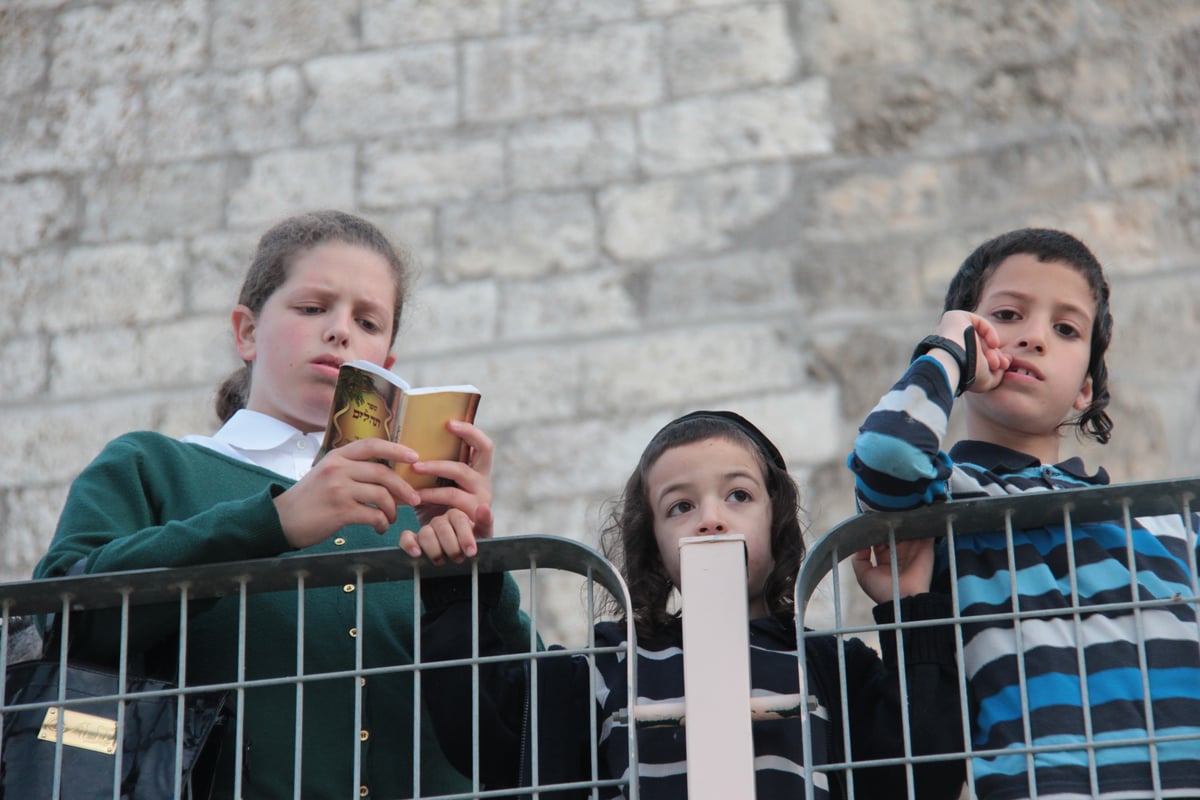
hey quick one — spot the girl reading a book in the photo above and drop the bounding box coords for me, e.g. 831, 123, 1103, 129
419, 410, 966, 799
34, 210, 529, 798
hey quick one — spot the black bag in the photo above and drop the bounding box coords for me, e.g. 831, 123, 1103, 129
1, 618, 227, 800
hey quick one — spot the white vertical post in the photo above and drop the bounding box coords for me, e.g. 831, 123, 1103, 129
679, 534, 757, 800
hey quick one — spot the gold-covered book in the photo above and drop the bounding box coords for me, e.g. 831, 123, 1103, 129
314, 360, 481, 490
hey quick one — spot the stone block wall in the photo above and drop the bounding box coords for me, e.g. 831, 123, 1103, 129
2, 0, 1199, 636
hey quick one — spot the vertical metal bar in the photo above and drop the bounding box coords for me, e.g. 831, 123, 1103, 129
833, 541, 853, 799
413, 564, 423, 799
1061, 504, 1099, 794
1001, 511, 1036, 798
798, 553, 816, 800
468, 562, 480, 796
529, 558, 540, 797
293, 572, 306, 800
1124, 501, 1162, 795
586, 564, 600, 800
353, 567, 365, 799
174, 586, 190, 800
234, 580, 248, 794
0, 602, 8, 771
946, 519, 976, 794
678, 535, 756, 800
885, 528, 917, 798
53, 595, 69, 800
625, 580, 640, 800
113, 591, 131, 800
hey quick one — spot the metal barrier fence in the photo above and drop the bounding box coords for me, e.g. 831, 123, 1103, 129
5, 476, 1199, 799
795, 476, 1200, 800
0, 536, 638, 800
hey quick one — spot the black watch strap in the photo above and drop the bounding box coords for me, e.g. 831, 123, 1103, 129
910, 327, 977, 396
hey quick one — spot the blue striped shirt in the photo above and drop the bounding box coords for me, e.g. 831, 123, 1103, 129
849, 356, 1200, 800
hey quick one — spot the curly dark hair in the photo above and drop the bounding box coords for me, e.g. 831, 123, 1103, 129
599, 412, 806, 638
215, 210, 411, 423
943, 227, 1114, 444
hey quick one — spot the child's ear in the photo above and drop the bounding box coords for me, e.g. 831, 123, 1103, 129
231, 305, 257, 362
1073, 375, 1094, 412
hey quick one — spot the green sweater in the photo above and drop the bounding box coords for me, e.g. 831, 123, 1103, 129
35, 431, 529, 799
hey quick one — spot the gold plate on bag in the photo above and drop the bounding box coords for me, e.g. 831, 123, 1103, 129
37, 707, 118, 755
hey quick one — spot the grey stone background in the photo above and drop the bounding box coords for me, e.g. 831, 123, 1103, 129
2, 0, 1199, 639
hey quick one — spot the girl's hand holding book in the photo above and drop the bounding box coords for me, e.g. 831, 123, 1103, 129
402, 420, 494, 562
274, 438, 422, 549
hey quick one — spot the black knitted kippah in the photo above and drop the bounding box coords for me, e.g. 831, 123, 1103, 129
655, 410, 787, 472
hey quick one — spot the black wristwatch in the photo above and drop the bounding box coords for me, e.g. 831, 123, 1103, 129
910, 327, 977, 396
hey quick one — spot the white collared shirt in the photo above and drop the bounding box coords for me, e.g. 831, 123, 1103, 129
181, 409, 326, 481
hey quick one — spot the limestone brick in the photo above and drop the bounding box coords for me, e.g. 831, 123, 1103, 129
642, 0, 744, 14
0, 177, 73, 256
377, 207, 438, 278
0, 398, 158, 488
814, 161, 949, 234
3, 485, 67, 581
0, 8, 50, 96
144, 68, 308, 161
301, 47, 458, 142
509, 115, 638, 191
13, 243, 187, 334
916, 0, 1079, 66
510, 0, 638, 31
441, 192, 597, 280
1090, 124, 1195, 192
639, 81, 833, 176
577, 324, 800, 416
830, 68, 947, 158
497, 412, 669, 498
791, 236, 927, 315
410, 347, 584, 429
211, 0, 358, 69
391, 278, 499, 357
796, 0, 921, 70
155, 388, 223, 439
497, 269, 639, 340
360, 135, 504, 207
362, 0, 504, 45
187, 229, 263, 314
600, 164, 794, 261
50, 0, 206, 87
1106, 272, 1200, 374
0, 334, 48, 402
81, 162, 226, 241
1042, 199, 1162, 275
222, 67, 307, 154
50, 317, 234, 400
664, 3, 797, 96
462, 24, 663, 122
227, 147, 356, 229
714, 388, 844, 468
642, 249, 797, 323
143, 75, 231, 163
0, 86, 145, 177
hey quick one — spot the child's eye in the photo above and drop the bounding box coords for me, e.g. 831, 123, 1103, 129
358, 318, 381, 333
992, 309, 1020, 322
1054, 322, 1080, 338
666, 500, 693, 518
728, 489, 753, 504
298, 305, 324, 315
